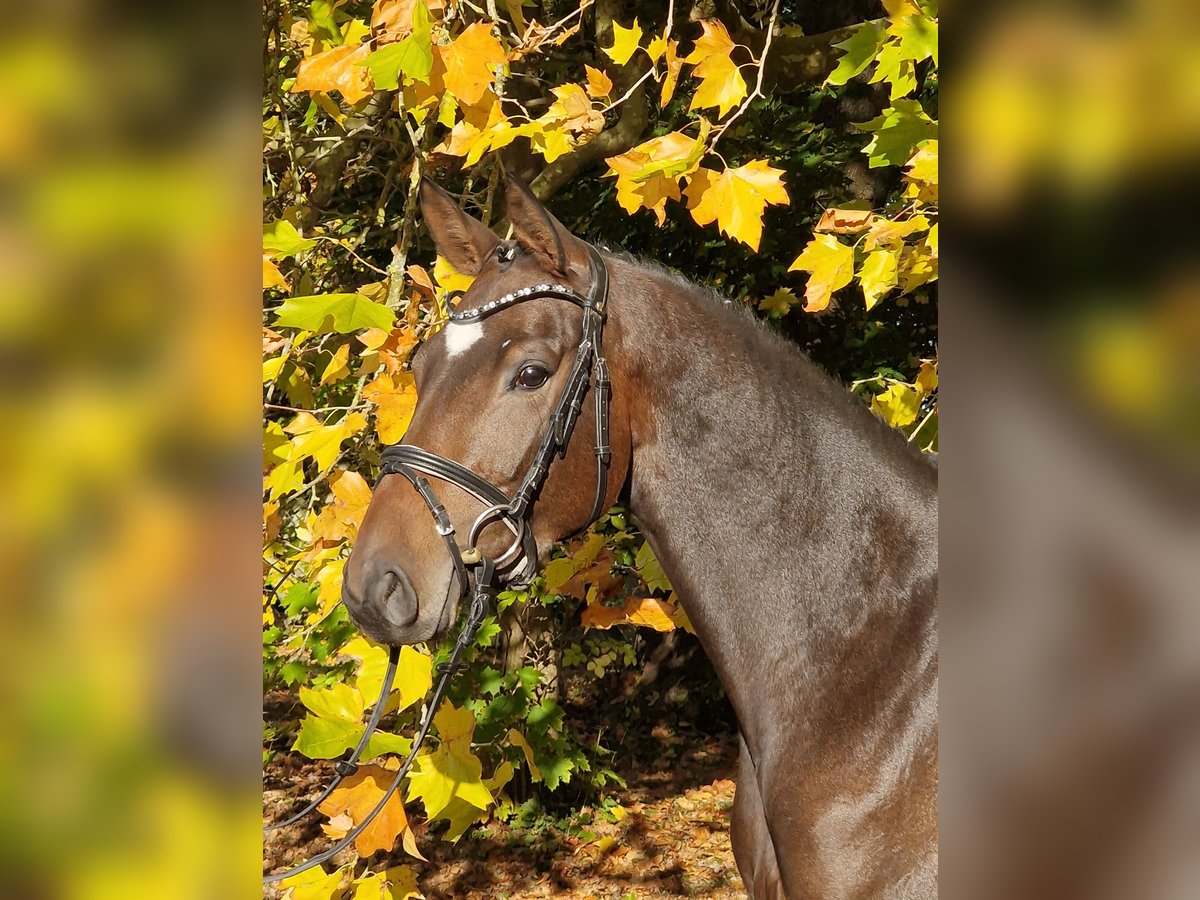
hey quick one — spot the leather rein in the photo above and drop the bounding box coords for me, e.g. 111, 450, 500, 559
264, 244, 612, 884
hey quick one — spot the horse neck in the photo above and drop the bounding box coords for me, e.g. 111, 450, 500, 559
606, 257, 938, 745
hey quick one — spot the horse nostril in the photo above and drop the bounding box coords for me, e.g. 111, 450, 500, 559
372, 564, 418, 628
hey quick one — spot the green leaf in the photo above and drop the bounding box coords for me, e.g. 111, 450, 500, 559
362, 730, 413, 762
274, 293, 396, 333
293, 714, 361, 759
888, 14, 938, 67
263, 219, 317, 257
857, 100, 937, 168
364, 2, 433, 89
308, 0, 343, 48
825, 22, 887, 86
868, 42, 916, 100
526, 698, 564, 732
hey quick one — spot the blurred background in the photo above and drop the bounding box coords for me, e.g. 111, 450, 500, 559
0, 0, 1195, 898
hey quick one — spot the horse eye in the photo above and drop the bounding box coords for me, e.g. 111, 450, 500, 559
515, 363, 549, 390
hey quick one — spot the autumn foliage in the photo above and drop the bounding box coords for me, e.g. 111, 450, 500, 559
263, 0, 937, 892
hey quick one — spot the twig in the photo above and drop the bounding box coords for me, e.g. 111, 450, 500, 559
599, 66, 656, 114
709, 0, 780, 150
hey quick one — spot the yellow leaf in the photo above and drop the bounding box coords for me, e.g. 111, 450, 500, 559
407, 702, 493, 825
814, 207, 875, 234
339, 635, 392, 703
280, 865, 348, 900
393, 645, 434, 713
264, 255, 289, 290
903, 139, 938, 204
293, 43, 375, 105
263, 354, 287, 383
350, 866, 422, 900
871, 382, 921, 428
788, 234, 855, 312
757, 287, 798, 317
926, 222, 939, 257
684, 20, 746, 118
625, 597, 681, 632
684, 160, 789, 251
318, 762, 409, 857
505, 728, 543, 781
435, 118, 483, 157
916, 360, 938, 394
660, 39, 683, 107
363, 371, 419, 443
605, 123, 710, 224
898, 240, 937, 292
858, 248, 899, 310
433, 255, 474, 293
286, 411, 369, 472
863, 213, 930, 251
529, 125, 573, 163
310, 469, 373, 542
646, 31, 667, 63
544, 83, 604, 138
603, 19, 643, 65
320, 342, 352, 385
584, 65, 613, 99
439, 22, 506, 106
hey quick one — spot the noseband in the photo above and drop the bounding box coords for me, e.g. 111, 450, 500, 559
264, 245, 612, 884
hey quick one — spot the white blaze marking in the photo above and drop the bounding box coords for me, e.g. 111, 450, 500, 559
444, 320, 484, 358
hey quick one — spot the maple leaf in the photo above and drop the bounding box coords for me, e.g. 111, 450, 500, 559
318, 762, 409, 856
916, 360, 938, 394
758, 287, 798, 318
274, 292, 395, 333
888, 14, 939, 67
309, 469, 372, 542
363, 371, 418, 443
858, 101, 937, 168
869, 41, 916, 99
263, 255, 289, 290
814, 207, 875, 234
365, 2, 434, 89
285, 411, 369, 471
407, 702, 494, 830
864, 213, 930, 250
279, 866, 347, 900
788, 234, 855, 312
292, 43, 374, 106
264, 219, 317, 257
858, 248, 899, 310
584, 65, 613, 99
544, 83, 604, 139
505, 728, 543, 781
605, 123, 709, 224
319, 342, 351, 386
439, 23, 506, 106
871, 382, 921, 428
825, 21, 887, 87
349, 866, 422, 900
603, 19, 643, 65
684, 20, 747, 118
660, 39, 683, 107
903, 139, 938, 204
684, 160, 789, 251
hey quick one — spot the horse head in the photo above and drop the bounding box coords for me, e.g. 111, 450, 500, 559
342, 175, 632, 646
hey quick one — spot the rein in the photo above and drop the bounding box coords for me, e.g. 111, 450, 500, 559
264, 245, 611, 884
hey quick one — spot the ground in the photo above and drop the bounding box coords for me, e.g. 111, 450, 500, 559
264, 720, 746, 898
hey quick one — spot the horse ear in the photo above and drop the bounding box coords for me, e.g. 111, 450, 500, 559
504, 173, 587, 278
418, 178, 498, 276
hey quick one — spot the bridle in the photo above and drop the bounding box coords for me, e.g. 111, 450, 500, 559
264, 244, 612, 884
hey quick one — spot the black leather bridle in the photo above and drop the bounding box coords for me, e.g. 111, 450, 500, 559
264, 244, 612, 884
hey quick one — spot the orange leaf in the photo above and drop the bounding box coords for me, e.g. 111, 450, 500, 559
684, 160, 789, 251
318, 763, 409, 856
814, 207, 875, 234
439, 23, 506, 106
363, 371, 419, 442
683, 20, 746, 118
584, 65, 613, 99
293, 43, 374, 106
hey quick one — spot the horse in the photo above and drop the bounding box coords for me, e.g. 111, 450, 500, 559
342, 174, 939, 899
